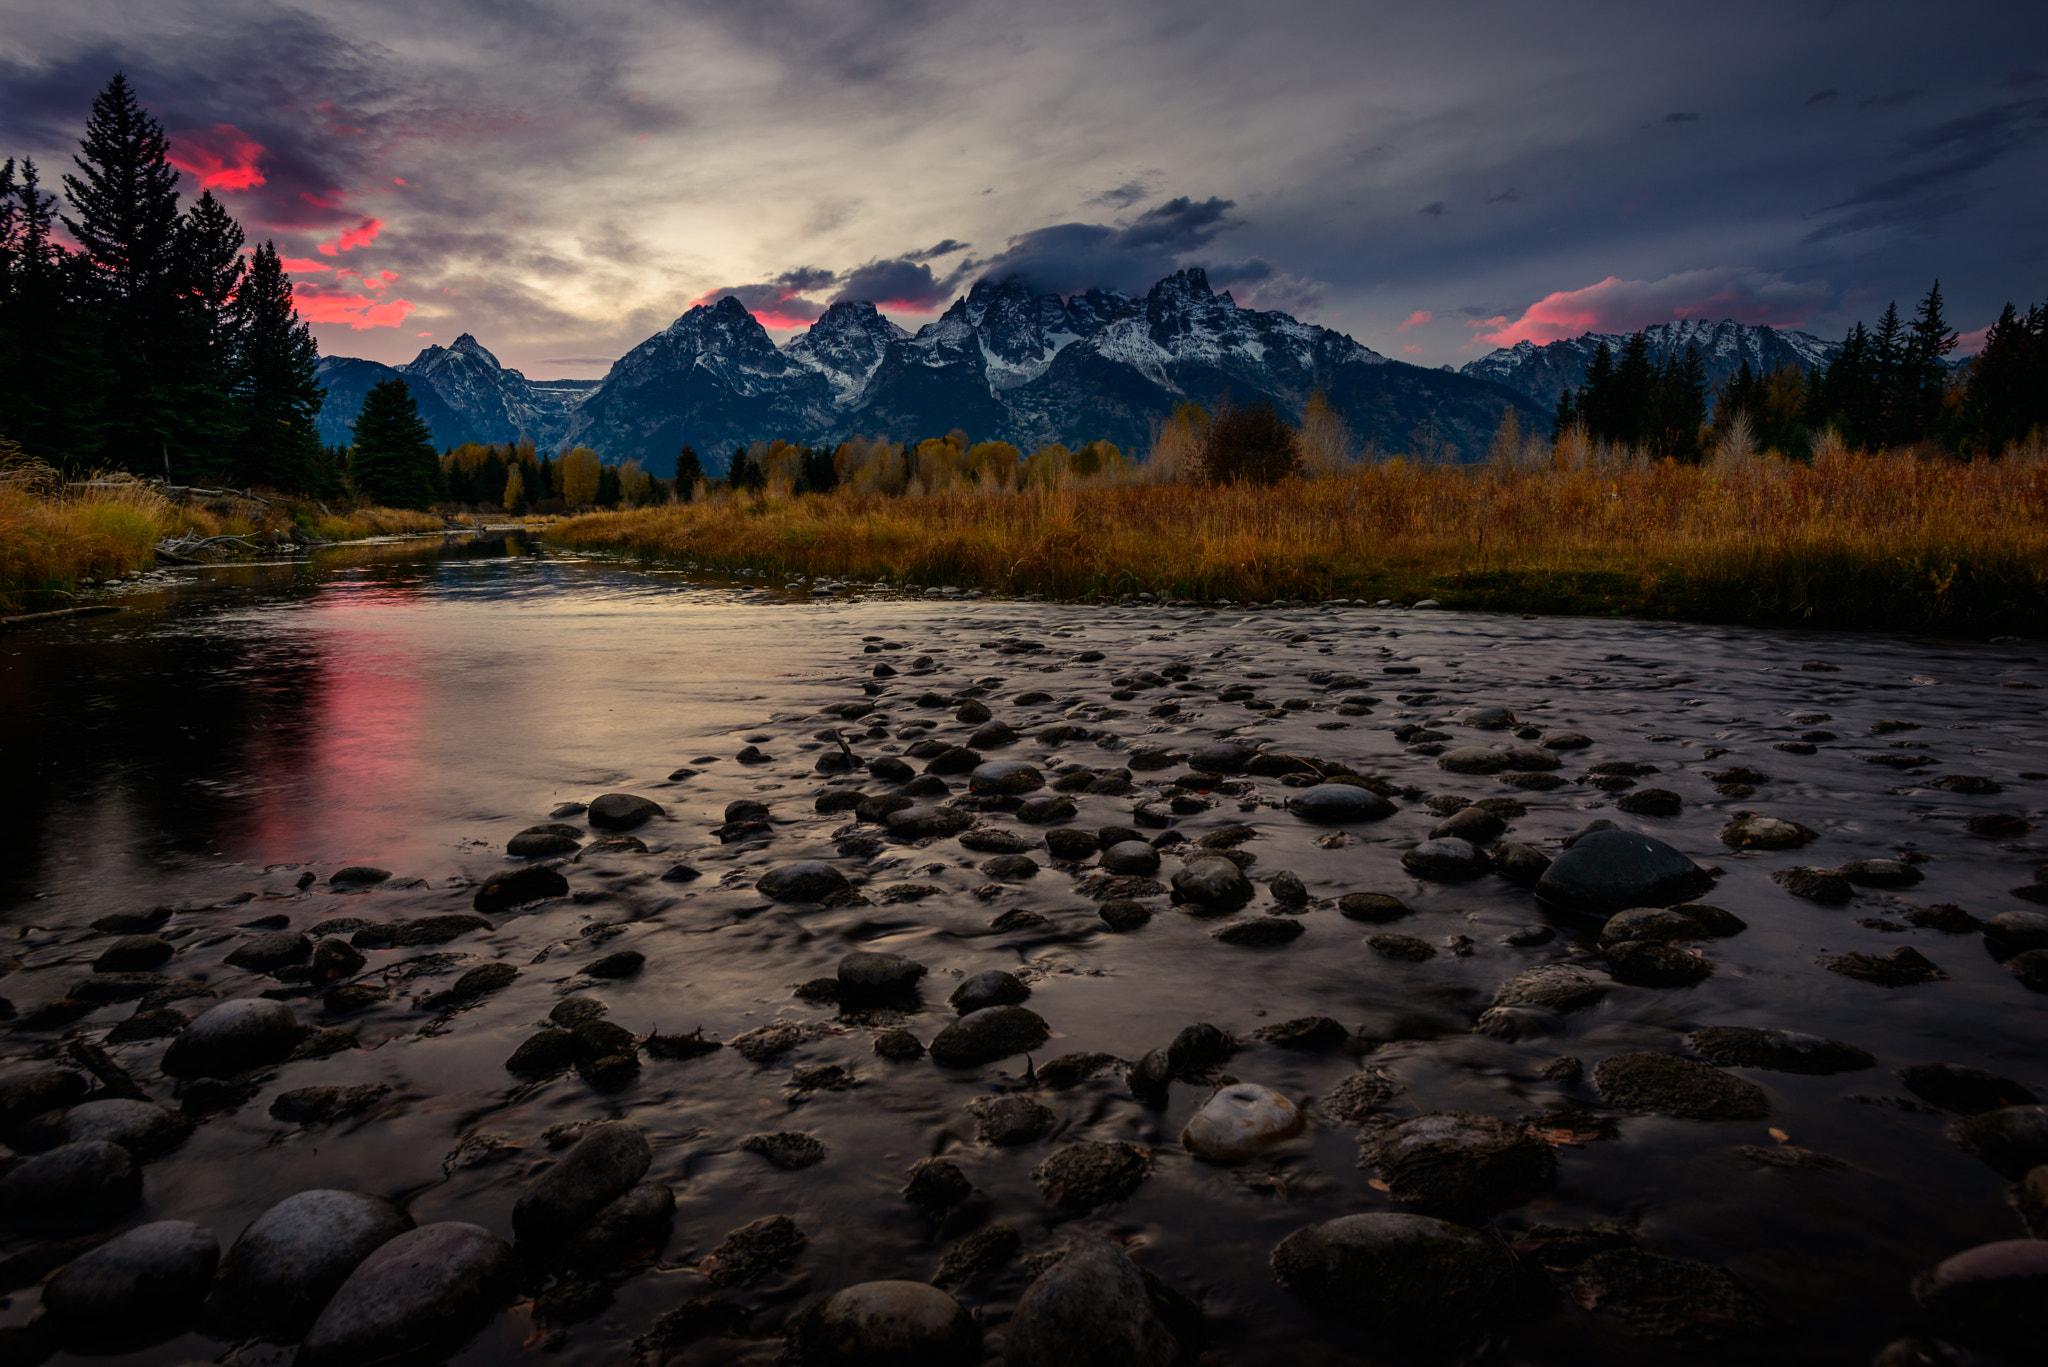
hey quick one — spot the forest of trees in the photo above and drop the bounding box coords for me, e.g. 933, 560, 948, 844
0, 75, 342, 491
1552, 282, 2048, 461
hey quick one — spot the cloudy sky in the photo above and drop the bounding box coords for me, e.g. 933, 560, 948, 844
2, 0, 2038, 376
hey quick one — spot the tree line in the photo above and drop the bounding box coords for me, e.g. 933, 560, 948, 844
1551, 282, 2047, 460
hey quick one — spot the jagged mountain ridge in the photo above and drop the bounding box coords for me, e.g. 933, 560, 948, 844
311, 356, 474, 450
1460, 320, 1841, 411
318, 268, 1546, 468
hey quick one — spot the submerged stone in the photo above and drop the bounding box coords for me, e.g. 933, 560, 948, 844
1594, 1052, 1769, 1120
297, 1223, 517, 1367
1182, 1084, 1305, 1161
1535, 830, 1714, 916
1358, 1112, 1555, 1221
205, 1189, 414, 1335
1271, 1213, 1513, 1342
786, 1281, 981, 1366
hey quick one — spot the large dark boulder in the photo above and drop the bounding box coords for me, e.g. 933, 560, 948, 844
297, 1223, 518, 1367
205, 1189, 415, 1336
1535, 830, 1714, 915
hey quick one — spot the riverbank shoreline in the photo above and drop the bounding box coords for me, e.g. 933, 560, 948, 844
544, 455, 2048, 635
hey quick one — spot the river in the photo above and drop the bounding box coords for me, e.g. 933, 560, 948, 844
0, 533, 2042, 1365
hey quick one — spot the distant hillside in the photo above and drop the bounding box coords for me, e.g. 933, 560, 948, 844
1460, 320, 1841, 410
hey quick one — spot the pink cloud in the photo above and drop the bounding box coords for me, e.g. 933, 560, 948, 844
280, 256, 331, 274
168, 125, 267, 191
296, 282, 416, 329
1476, 268, 1833, 348
1396, 310, 1432, 332
1401, 344, 1424, 355
1954, 323, 1993, 355
316, 217, 383, 255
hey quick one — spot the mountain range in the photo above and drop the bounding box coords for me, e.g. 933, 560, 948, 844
1456, 319, 1841, 411
314, 269, 1546, 469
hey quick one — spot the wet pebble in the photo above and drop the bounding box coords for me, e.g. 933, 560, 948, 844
979, 853, 1039, 880
969, 761, 1042, 795
59, 1099, 185, 1157
1594, 1052, 1769, 1120
511, 1122, 651, 1245
1772, 865, 1853, 904
297, 1222, 517, 1367
42, 1219, 219, 1323
1286, 784, 1396, 822
1271, 1212, 1512, 1343
929, 1006, 1050, 1065
839, 952, 927, 1002
1912, 1239, 2048, 1347
1952, 1105, 2048, 1178
786, 1280, 981, 1366
1006, 1235, 1181, 1367
161, 998, 301, 1078
587, 792, 663, 830
1214, 917, 1305, 946
1182, 1083, 1304, 1161
1100, 840, 1160, 875
559, 1182, 675, 1269
1401, 838, 1487, 881
1604, 939, 1713, 987
473, 863, 568, 913
702, 1214, 805, 1287
742, 1131, 826, 1170
949, 969, 1028, 1013
204, 1189, 414, 1335
969, 1094, 1054, 1145
1492, 964, 1607, 1013
1535, 829, 1715, 915
1720, 813, 1818, 849
1685, 1026, 1875, 1075
1034, 1141, 1151, 1210
1898, 1064, 2037, 1114
1171, 855, 1252, 912
1359, 1111, 1556, 1220
1337, 891, 1409, 922
759, 861, 853, 903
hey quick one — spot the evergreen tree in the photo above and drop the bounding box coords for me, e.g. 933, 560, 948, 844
534, 453, 555, 505
1958, 301, 2048, 456
1869, 301, 1907, 445
0, 158, 107, 465
674, 443, 702, 499
232, 243, 325, 490
1550, 386, 1577, 442
1579, 341, 1614, 439
1899, 279, 1959, 443
595, 461, 621, 508
349, 378, 438, 508
61, 73, 189, 470
727, 445, 758, 491
1609, 332, 1655, 448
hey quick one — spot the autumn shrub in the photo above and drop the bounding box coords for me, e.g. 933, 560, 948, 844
1200, 399, 1302, 484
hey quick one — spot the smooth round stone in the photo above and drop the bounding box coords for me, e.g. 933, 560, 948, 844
161, 998, 302, 1078
1172, 855, 1253, 912
1491, 964, 1606, 1013
61, 1099, 182, 1155
473, 863, 568, 913
206, 1189, 416, 1335
1360, 1112, 1556, 1220
587, 792, 664, 830
0, 1140, 140, 1223
979, 854, 1039, 880
1286, 784, 1395, 822
1984, 911, 2048, 960
1181, 1083, 1305, 1161
1600, 906, 1711, 946
928, 1006, 1050, 1066
969, 762, 1043, 796
511, 1122, 651, 1245
1438, 746, 1511, 774
1401, 838, 1487, 881
1471, 1005, 1564, 1041
1430, 806, 1504, 843
1463, 708, 1516, 730
1099, 841, 1161, 875
1006, 1236, 1180, 1367
757, 861, 852, 903
1338, 892, 1409, 922
1840, 857, 1923, 888
1898, 1064, 2037, 1115
1492, 840, 1551, 886
1534, 829, 1714, 915
949, 970, 1029, 1014
839, 952, 928, 1000
559, 1182, 676, 1268
787, 1280, 982, 1366
886, 805, 976, 838
1953, 1106, 2048, 1179
297, 1223, 518, 1367
508, 827, 580, 857
94, 934, 174, 972
1271, 1213, 1513, 1342
1914, 1239, 2048, 1343
43, 1220, 219, 1321
224, 930, 312, 971
1542, 731, 1594, 749
1604, 939, 1713, 987
1189, 742, 1255, 773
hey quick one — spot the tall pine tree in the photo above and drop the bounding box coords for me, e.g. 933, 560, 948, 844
0, 158, 107, 465
349, 379, 439, 509
61, 73, 190, 470
233, 243, 326, 492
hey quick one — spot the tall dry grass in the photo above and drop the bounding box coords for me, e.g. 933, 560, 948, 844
549, 442, 2048, 632
0, 451, 444, 611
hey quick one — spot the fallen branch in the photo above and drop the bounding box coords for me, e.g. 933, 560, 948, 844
0, 605, 124, 630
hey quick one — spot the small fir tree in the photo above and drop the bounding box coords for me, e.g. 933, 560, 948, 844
349, 378, 439, 508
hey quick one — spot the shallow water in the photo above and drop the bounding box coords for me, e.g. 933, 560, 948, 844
1, 535, 2044, 1365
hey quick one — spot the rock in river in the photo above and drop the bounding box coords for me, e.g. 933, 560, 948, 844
1439, 746, 1512, 774
1952, 1106, 2048, 1179
1534, 829, 1714, 916
950, 970, 1028, 1013
160, 998, 301, 1078
1914, 1239, 2048, 1348
42, 1220, 219, 1323
587, 792, 663, 830
1491, 964, 1606, 1013
60, 1098, 185, 1158
786, 1280, 982, 1366
0, 1140, 140, 1222
1401, 838, 1487, 881
759, 861, 852, 903
929, 1006, 1050, 1066
1594, 1052, 1769, 1121
1099, 841, 1161, 875
1358, 1112, 1556, 1220
1685, 1027, 1874, 1075
1898, 1063, 2037, 1115
1719, 814, 1817, 850
512, 1122, 651, 1245
1171, 855, 1252, 913
205, 1189, 415, 1336
1271, 1213, 1513, 1343
473, 862, 568, 913
970, 761, 1043, 796
1005, 1235, 1180, 1367
1182, 1083, 1305, 1161
297, 1222, 518, 1367
839, 952, 927, 1002
1286, 783, 1396, 822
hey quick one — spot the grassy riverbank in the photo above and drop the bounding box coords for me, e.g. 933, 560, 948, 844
0, 467, 444, 611
548, 447, 2048, 634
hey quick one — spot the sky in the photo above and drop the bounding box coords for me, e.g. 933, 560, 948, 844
1, 0, 2040, 377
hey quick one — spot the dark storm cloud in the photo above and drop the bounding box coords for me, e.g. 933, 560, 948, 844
1, 0, 2035, 368
966, 196, 1240, 295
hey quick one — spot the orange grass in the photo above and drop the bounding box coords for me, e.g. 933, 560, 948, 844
548, 447, 2048, 633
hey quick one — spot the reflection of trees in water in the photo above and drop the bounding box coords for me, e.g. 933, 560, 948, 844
0, 605, 329, 906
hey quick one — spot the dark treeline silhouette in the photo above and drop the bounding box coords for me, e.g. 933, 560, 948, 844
1552, 282, 2047, 460
0, 75, 338, 491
